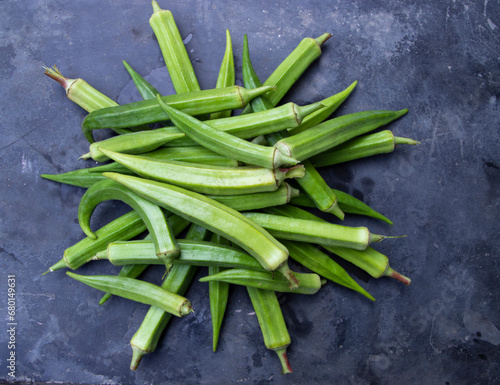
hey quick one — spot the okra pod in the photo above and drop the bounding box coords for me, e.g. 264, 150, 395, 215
81, 130, 185, 162
242, 212, 387, 250
129, 223, 209, 370
45, 211, 147, 272
265, 205, 409, 283
81, 85, 276, 142
123, 60, 160, 100
99, 148, 304, 195
208, 233, 230, 352
144, 146, 238, 167
309, 130, 420, 167
96, 239, 263, 270
156, 97, 299, 169
246, 287, 292, 374
78, 179, 179, 268
66, 272, 193, 317
103, 173, 299, 288
150, 1, 201, 94
99, 264, 149, 305
200, 269, 322, 295
274, 109, 409, 161
211, 30, 235, 119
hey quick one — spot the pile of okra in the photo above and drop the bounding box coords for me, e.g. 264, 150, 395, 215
42, 0, 418, 374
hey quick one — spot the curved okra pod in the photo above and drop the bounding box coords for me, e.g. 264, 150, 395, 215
150, 1, 201, 94
98, 148, 304, 195
81, 130, 185, 162
242, 33, 332, 114
274, 109, 409, 161
208, 233, 230, 352
66, 272, 193, 317
291, 188, 393, 225
242, 34, 344, 220
81, 85, 276, 142
78, 179, 179, 268
129, 223, 209, 371
155, 97, 299, 169
200, 269, 322, 295
45, 211, 147, 272
96, 239, 264, 270
246, 287, 293, 374
264, 205, 409, 284
280, 240, 375, 301
103, 172, 299, 289
309, 130, 420, 167
287, 81, 358, 136
211, 30, 235, 120
41, 163, 133, 188
242, 212, 387, 250
123, 60, 160, 100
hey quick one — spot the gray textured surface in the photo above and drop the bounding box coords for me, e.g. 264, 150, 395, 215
1, 0, 499, 384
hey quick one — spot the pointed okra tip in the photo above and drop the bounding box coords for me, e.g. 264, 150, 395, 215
43, 258, 68, 275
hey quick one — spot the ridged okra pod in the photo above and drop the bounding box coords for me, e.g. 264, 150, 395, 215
81, 85, 276, 142
246, 287, 293, 374
242, 33, 331, 114
44, 66, 133, 136
208, 233, 230, 352
81, 130, 185, 162
129, 224, 209, 370
103, 172, 300, 288
96, 239, 263, 271
242, 34, 344, 220
309, 130, 420, 167
200, 269, 322, 295
211, 30, 235, 119
156, 97, 299, 169
98, 264, 149, 305
274, 109, 408, 161
66, 272, 193, 317
149, 1, 201, 94
45, 211, 146, 272
242, 212, 387, 250
99, 148, 304, 195
143, 146, 238, 167
78, 179, 179, 268
265, 205, 409, 284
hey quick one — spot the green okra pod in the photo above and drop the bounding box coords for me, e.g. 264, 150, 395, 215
242, 34, 344, 220
81, 85, 276, 142
45, 211, 147, 272
150, 1, 201, 94
99, 264, 149, 305
274, 109, 408, 161
98, 148, 304, 196
208, 233, 231, 352
242, 212, 387, 250
143, 146, 238, 167
287, 81, 358, 136
66, 272, 193, 317
155, 97, 299, 169
291, 188, 393, 224
211, 30, 235, 120
78, 179, 179, 268
96, 239, 263, 271
200, 269, 322, 295
129, 223, 209, 370
81, 130, 185, 162
264, 205, 409, 283
103, 172, 300, 288
309, 130, 420, 167
246, 287, 293, 374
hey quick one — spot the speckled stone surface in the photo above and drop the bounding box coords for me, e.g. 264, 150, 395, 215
1, 1, 499, 384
